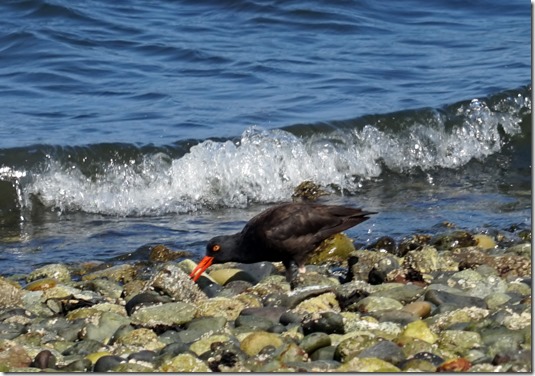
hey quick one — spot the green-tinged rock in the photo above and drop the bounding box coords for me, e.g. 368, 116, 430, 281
506, 242, 531, 257
196, 297, 244, 321
240, 331, 284, 356
396, 338, 437, 358
506, 281, 531, 296
300, 332, 332, 354
159, 353, 211, 372
354, 296, 404, 313
401, 320, 437, 344
83, 311, 131, 343
189, 334, 233, 356
82, 264, 137, 283
309, 233, 356, 264
84, 278, 123, 300
337, 357, 400, 372
131, 302, 197, 327
438, 330, 482, 355
485, 293, 512, 310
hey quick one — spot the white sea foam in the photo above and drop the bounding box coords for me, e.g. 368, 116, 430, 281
24, 97, 525, 216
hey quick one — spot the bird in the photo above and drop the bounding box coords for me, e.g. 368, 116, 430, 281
190, 202, 376, 283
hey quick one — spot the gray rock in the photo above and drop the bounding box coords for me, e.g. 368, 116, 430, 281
358, 340, 406, 365
424, 289, 487, 309
147, 262, 207, 303
302, 311, 344, 335
27, 263, 71, 283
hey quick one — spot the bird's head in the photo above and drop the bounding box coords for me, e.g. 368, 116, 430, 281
189, 235, 239, 281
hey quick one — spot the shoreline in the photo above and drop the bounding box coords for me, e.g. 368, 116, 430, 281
0, 227, 531, 372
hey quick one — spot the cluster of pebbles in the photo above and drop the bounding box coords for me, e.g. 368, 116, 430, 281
0, 227, 531, 372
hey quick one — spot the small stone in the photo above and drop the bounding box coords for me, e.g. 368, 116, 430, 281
401, 301, 432, 318
0, 277, 23, 309
438, 330, 482, 355
358, 340, 406, 365
92, 355, 124, 372
334, 333, 379, 362
424, 289, 487, 309
401, 320, 437, 344
302, 311, 345, 335
147, 263, 208, 304
353, 296, 404, 313
189, 334, 233, 356
299, 332, 331, 354
239, 331, 284, 356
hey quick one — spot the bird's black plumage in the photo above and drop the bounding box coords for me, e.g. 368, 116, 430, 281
190, 202, 376, 282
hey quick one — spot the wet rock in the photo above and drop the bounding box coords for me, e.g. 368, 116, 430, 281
125, 291, 171, 315
149, 244, 189, 262
130, 301, 197, 328
27, 263, 71, 283
290, 271, 339, 289
402, 245, 443, 273
291, 180, 329, 201
62, 339, 104, 356
302, 311, 344, 335
82, 263, 137, 283
431, 230, 476, 250
299, 332, 331, 354
59, 358, 92, 372
370, 236, 397, 254
424, 289, 487, 309
235, 262, 277, 283
93, 355, 124, 372
239, 331, 284, 356
147, 262, 208, 303
398, 234, 432, 256
373, 310, 420, 325
127, 349, 156, 363
25, 278, 58, 292
189, 334, 234, 356
112, 362, 155, 372
83, 278, 123, 300
310, 345, 336, 361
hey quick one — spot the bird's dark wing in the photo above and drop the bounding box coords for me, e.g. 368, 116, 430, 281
258, 203, 373, 246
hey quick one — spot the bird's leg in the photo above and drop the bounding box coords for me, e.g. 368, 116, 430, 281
283, 260, 298, 282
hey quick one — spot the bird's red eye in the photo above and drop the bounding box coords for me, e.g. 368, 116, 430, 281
212, 244, 221, 252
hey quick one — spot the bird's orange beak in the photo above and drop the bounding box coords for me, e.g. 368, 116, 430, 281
189, 256, 214, 282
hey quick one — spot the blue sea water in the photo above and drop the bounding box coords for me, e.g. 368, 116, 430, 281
0, 0, 531, 275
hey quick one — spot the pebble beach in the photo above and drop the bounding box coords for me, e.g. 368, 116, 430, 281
0, 225, 531, 372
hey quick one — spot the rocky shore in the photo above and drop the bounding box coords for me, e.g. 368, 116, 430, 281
0, 227, 531, 372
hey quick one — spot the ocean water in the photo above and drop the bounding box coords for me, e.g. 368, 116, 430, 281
0, 0, 531, 276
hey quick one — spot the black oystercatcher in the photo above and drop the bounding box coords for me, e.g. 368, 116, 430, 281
190, 202, 376, 282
